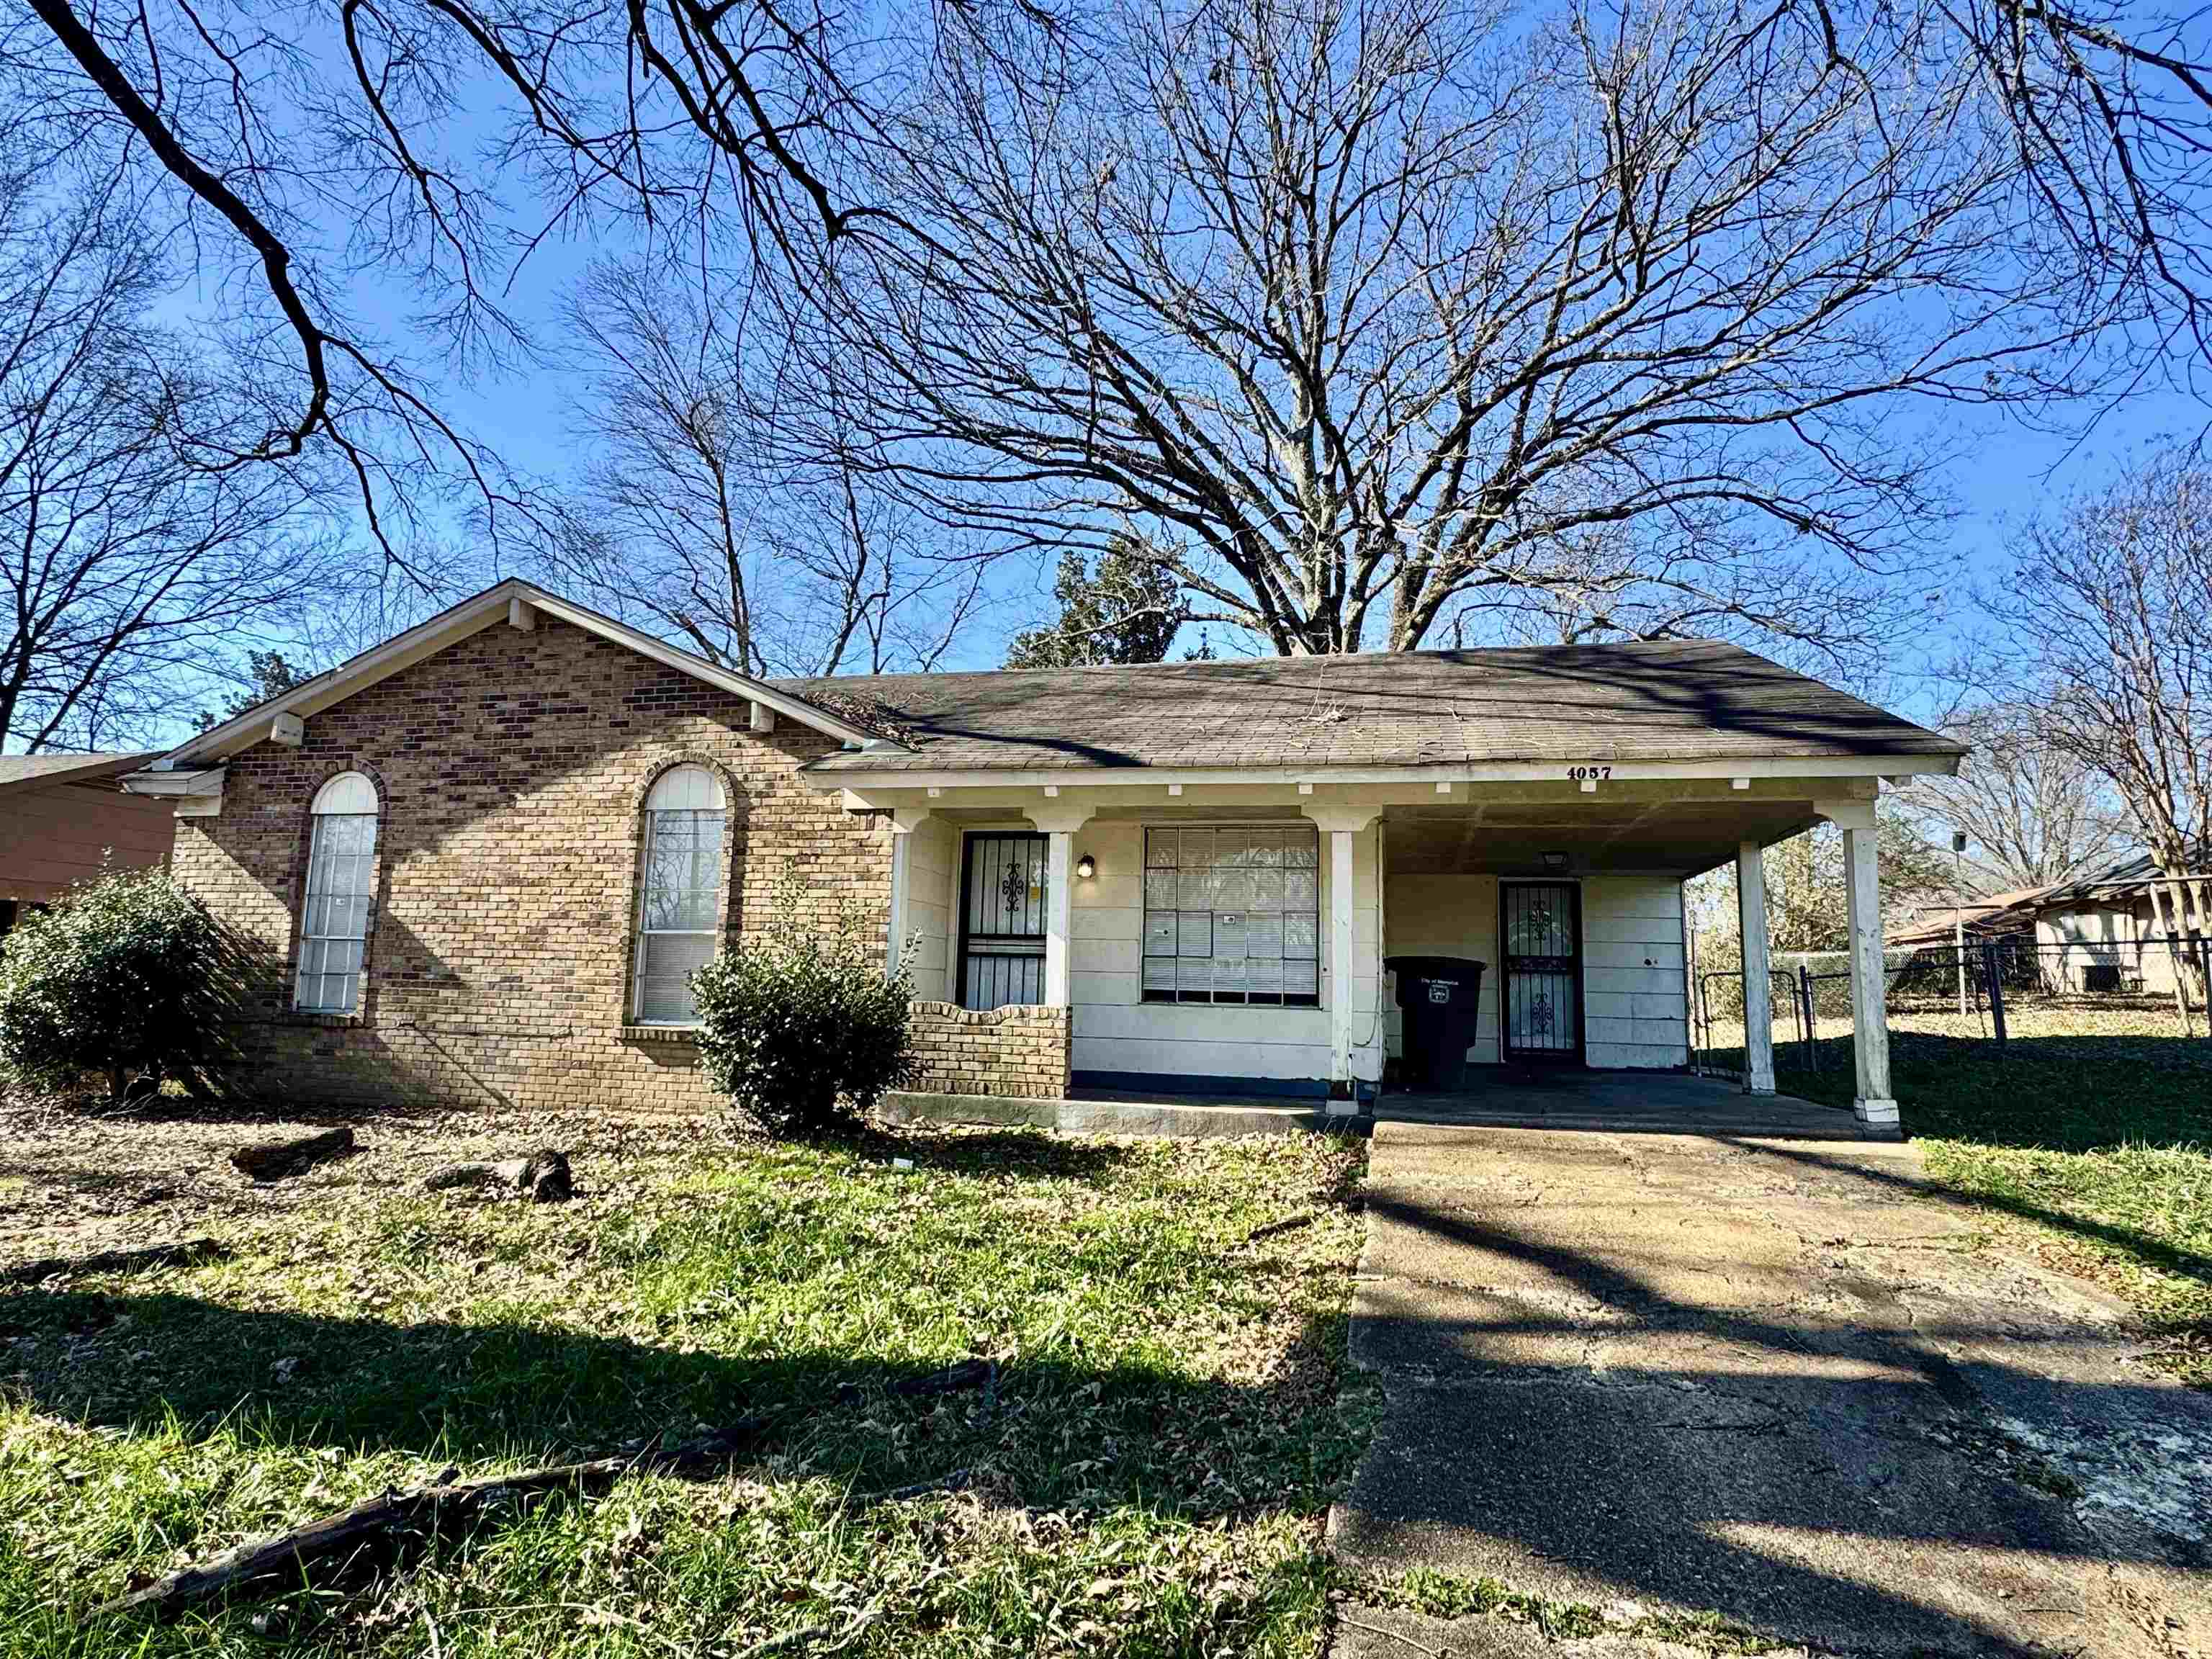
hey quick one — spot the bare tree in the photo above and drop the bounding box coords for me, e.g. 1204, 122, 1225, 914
1992, 449, 2212, 1007
1901, 703, 2128, 892
0, 166, 349, 751
6, 0, 2209, 621
779, 0, 2142, 659
544, 263, 986, 678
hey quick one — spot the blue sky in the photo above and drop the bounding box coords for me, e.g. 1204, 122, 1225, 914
130, 35, 2211, 745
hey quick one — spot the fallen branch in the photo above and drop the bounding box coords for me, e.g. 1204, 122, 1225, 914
2, 1238, 226, 1285
1241, 1213, 1316, 1246
90, 1424, 765, 1621
423, 1148, 572, 1203
231, 1127, 354, 1182
889, 1357, 995, 1398
91, 1359, 1002, 1621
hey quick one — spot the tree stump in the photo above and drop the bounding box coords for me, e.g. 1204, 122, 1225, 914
423, 1148, 572, 1202
230, 1127, 354, 1182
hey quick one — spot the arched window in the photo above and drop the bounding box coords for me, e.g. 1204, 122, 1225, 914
634, 765, 728, 1024
297, 771, 379, 1013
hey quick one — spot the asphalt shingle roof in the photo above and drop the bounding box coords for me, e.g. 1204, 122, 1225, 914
778, 639, 1960, 775
0, 752, 154, 791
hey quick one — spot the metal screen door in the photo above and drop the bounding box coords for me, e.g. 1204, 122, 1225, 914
958, 832, 1048, 1009
1501, 881, 1581, 1061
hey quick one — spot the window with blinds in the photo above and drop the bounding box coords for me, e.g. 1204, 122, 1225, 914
295, 770, 379, 1014
1142, 825, 1319, 1006
632, 767, 727, 1024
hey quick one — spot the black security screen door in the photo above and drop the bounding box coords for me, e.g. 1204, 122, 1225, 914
958, 832, 1048, 1010
1501, 881, 1582, 1061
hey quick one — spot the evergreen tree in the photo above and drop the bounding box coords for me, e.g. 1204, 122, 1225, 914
1004, 539, 1183, 668
193, 652, 311, 731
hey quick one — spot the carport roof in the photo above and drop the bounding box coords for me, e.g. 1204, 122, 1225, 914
784, 639, 1961, 776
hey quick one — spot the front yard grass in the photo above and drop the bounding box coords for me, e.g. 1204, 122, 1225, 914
0, 1104, 1376, 1656
1777, 1008, 2212, 1385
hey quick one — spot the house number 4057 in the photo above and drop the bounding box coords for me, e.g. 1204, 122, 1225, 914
1566, 765, 1613, 781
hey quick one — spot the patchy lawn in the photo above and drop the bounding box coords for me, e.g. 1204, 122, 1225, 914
1778, 1007, 2212, 1386
0, 1102, 1376, 1656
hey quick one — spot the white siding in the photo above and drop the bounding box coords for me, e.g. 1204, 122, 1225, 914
1064, 818, 1377, 1089
1581, 876, 1689, 1069
1382, 874, 1503, 1066
904, 816, 958, 1003
1381, 872, 1687, 1074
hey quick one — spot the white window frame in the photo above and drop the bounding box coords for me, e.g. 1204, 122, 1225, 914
1141, 821, 1321, 1009
295, 771, 379, 1014
631, 765, 729, 1026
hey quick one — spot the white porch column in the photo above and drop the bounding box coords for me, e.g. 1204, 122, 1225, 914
884, 808, 929, 981
1304, 804, 1382, 1100
1736, 840, 1776, 1094
1028, 803, 1094, 1009
1820, 797, 1898, 1129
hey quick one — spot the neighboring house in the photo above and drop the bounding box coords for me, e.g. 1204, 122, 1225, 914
1887, 888, 2044, 951
0, 753, 171, 935
1888, 849, 2208, 994
122, 580, 1964, 1129
2015, 847, 2208, 995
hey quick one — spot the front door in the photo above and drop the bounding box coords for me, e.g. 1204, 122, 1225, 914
1501, 881, 1582, 1062
958, 832, 1048, 1009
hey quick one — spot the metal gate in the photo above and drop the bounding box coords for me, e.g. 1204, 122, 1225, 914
1501, 881, 1582, 1061
958, 832, 1048, 1010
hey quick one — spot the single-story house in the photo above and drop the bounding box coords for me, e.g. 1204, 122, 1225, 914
0, 752, 171, 935
2009, 848, 2208, 995
1887, 850, 2208, 995
122, 580, 1964, 1130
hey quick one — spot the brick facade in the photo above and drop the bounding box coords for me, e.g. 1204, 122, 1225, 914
173, 615, 898, 1114
906, 1002, 1072, 1100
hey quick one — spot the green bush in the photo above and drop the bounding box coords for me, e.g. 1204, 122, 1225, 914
691, 873, 914, 1136
0, 868, 237, 1101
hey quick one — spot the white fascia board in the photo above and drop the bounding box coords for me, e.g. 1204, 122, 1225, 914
120, 766, 225, 798
801, 751, 1964, 795
152, 580, 889, 767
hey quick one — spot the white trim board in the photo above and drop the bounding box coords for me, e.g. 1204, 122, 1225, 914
814, 752, 1961, 796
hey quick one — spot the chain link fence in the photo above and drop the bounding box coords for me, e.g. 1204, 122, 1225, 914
1691, 935, 2212, 1079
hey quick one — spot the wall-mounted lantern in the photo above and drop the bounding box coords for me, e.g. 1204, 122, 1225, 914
1075, 853, 1097, 881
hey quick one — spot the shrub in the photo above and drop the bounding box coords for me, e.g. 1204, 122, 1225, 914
0, 868, 235, 1100
691, 872, 914, 1136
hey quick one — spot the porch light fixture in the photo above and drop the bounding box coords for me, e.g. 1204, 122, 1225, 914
1075, 853, 1097, 880
1541, 850, 1569, 871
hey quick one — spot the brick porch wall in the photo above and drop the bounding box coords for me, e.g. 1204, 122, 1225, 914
171, 615, 893, 1115
905, 1002, 1071, 1100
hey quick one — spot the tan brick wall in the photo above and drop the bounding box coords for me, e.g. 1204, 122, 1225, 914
906, 1001, 1071, 1100
170, 615, 896, 1115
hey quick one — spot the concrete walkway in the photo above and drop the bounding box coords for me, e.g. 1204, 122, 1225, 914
1330, 1125, 2212, 1658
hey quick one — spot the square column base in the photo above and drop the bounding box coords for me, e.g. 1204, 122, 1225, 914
1853, 1097, 1900, 1128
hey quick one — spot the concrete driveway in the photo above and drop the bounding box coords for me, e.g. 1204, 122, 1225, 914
1330, 1125, 2212, 1659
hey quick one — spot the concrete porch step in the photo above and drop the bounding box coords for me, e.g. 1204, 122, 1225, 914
881, 1089, 1341, 1138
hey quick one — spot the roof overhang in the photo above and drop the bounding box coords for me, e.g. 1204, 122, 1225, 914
0, 752, 159, 796
143, 579, 894, 771
804, 751, 1963, 796
119, 765, 227, 817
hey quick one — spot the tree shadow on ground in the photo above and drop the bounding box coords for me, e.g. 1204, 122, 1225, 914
1778, 1029, 2212, 1151
1346, 1156, 2212, 1659
1740, 1131, 2212, 1293
0, 1289, 1351, 1526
